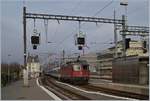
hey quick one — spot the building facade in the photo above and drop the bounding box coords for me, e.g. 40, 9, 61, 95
97, 40, 149, 80
27, 55, 41, 78
80, 53, 98, 73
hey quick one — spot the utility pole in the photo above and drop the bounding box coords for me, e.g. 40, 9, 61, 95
122, 15, 126, 57
23, 6, 28, 87
120, 0, 128, 57
114, 10, 118, 58
62, 50, 65, 63
24, 6, 148, 60
7, 54, 11, 83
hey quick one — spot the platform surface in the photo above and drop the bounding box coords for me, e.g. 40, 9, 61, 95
1, 78, 54, 100
89, 78, 149, 96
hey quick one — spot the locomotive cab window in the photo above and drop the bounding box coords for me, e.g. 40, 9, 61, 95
83, 65, 89, 70
73, 65, 81, 71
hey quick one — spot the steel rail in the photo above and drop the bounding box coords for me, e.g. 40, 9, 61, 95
42, 76, 91, 100
79, 84, 149, 100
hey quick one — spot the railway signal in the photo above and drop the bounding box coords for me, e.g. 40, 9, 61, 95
125, 38, 131, 49
31, 35, 40, 44
75, 31, 86, 50
31, 19, 40, 50
23, 6, 149, 86
31, 32, 40, 49
75, 22, 86, 50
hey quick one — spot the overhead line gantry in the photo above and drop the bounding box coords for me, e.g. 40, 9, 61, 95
25, 13, 123, 24
23, 7, 149, 86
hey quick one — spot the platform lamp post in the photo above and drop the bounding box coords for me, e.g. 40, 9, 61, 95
23, 6, 29, 87
120, 0, 128, 57
7, 54, 11, 83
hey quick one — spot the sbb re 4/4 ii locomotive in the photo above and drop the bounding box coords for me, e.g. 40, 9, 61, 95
48, 60, 90, 84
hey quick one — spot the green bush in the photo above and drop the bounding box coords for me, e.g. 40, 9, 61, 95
1, 63, 22, 87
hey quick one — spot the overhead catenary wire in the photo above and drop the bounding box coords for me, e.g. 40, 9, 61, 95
86, 0, 121, 36
81, 0, 114, 27
93, 0, 114, 16
56, 31, 75, 48
51, 1, 83, 50
48, 1, 82, 45
70, 0, 82, 15
56, 0, 115, 52
52, 1, 115, 52
79, 0, 115, 51
23, 0, 25, 5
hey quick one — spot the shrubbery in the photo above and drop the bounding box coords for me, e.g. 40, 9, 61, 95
1, 63, 23, 87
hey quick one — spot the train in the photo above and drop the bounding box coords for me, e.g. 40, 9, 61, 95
44, 60, 90, 84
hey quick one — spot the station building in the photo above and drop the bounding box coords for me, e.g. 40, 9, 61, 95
81, 39, 149, 80
27, 55, 41, 78
80, 53, 98, 73
96, 40, 149, 80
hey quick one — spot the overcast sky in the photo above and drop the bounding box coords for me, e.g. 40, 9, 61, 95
1, 0, 149, 64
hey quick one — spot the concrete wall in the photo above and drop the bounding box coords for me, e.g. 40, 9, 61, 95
97, 40, 149, 80
112, 56, 149, 85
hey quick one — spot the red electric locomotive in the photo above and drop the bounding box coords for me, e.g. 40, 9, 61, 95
60, 60, 90, 84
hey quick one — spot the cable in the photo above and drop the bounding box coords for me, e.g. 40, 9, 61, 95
23, 0, 25, 7
81, 0, 114, 28
93, 0, 114, 16
87, 0, 120, 31
56, 32, 74, 48
70, 0, 82, 14
52, 24, 78, 52
53, 1, 115, 52
49, 1, 82, 45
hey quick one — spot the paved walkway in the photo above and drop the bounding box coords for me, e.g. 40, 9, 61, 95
89, 78, 149, 96
1, 78, 54, 100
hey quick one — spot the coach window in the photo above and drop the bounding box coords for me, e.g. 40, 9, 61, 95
73, 65, 81, 71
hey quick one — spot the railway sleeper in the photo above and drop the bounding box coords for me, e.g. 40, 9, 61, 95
81, 85, 149, 100
42, 77, 91, 100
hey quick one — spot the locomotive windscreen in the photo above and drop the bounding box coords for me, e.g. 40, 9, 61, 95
73, 65, 81, 71
83, 65, 89, 70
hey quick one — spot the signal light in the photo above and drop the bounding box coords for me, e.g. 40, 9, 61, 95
143, 41, 146, 48
143, 49, 147, 53
31, 36, 39, 44
78, 46, 82, 50
125, 38, 131, 49
33, 45, 37, 49
143, 41, 147, 53
77, 37, 85, 45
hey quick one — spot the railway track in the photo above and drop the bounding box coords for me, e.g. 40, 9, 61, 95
41, 76, 148, 100
78, 84, 149, 100
41, 76, 91, 100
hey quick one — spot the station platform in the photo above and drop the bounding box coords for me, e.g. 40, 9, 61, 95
1, 78, 54, 100
89, 78, 149, 97
90, 75, 112, 80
